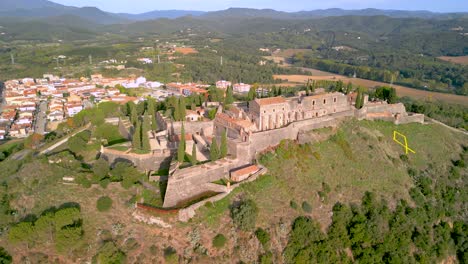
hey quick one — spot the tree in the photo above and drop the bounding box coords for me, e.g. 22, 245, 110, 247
212, 234, 227, 248
68, 134, 87, 154
220, 129, 228, 158
132, 121, 142, 150
94, 241, 126, 264
151, 112, 158, 132
345, 82, 353, 94
336, 80, 344, 93
255, 228, 270, 247
225, 85, 234, 105
248, 86, 257, 101
178, 97, 187, 121
355, 88, 364, 109
230, 199, 258, 231
141, 112, 151, 151
96, 196, 113, 212
177, 123, 186, 163
8, 221, 35, 246
93, 158, 110, 179
210, 138, 220, 161
191, 143, 197, 166
128, 102, 138, 126
0, 247, 12, 264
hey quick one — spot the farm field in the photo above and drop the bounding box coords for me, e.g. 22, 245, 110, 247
273, 72, 468, 106
438, 55, 468, 65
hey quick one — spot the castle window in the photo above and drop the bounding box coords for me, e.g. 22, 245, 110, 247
273, 109, 275, 112
313, 100, 315, 105
334, 97, 337, 103
323, 99, 326, 104
264, 110, 266, 113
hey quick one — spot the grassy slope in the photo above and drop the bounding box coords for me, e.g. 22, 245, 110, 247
196, 119, 466, 228
0, 119, 465, 262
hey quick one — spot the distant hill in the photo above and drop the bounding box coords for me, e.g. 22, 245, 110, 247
202, 7, 468, 20
118, 10, 205, 20
0, 0, 66, 11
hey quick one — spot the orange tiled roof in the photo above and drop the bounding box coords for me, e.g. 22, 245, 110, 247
231, 165, 259, 177
255, 96, 286, 106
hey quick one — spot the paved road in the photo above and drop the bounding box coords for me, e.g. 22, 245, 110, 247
34, 101, 48, 135
39, 124, 90, 155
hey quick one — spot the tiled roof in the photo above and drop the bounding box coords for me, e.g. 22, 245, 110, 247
231, 165, 259, 177
255, 96, 286, 106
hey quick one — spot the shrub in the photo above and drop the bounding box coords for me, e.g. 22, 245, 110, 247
230, 199, 258, 231
164, 247, 178, 264
0, 247, 12, 264
302, 201, 312, 213
400, 154, 409, 162
94, 241, 126, 264
290, 200, 298, 210
259, 251, 273, 264
97, 196, 113, 212
212, 234, 227, 248
255, 228, 270, 247
100, 178, 111, 189
76, 174, 92, 188
93, 158, 110, 179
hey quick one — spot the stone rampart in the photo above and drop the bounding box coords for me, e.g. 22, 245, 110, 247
100, 147, 173, 171
167, 120, 213, 136
163, 158, 243, 208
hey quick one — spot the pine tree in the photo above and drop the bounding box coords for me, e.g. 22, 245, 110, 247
151, 112, 158, 132
191, 143, 197, 166
355, 89, 363, 109
345, 82, 353, 94
132, 121, 142, 150
225, 85, 234, 105
210, 138, 220, 161
173, 98, 181, 121
141, 112, 151, 151
179, 97, 186, 121
129, 102, 138, 126
177, 123, 186, 163
180, 123, 186, 151
147, 98, 155, 114
336, 81, 344, 93
142, 111, 150, 133
177, 140, 185, 163
247, 86, 257, 101
220, 129, 228, 158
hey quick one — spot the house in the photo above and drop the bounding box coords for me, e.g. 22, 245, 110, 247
216, 80, 232, 90
233, 83, 251, 94
66, 102, 83, 117
185, 110, 201, 122
137, 58, 153, 64
48, 110, 64, 122
230, 165, 260, 182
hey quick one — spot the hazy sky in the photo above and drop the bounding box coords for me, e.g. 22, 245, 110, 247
50, 0, 468, 14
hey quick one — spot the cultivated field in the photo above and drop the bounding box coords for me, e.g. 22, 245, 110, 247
438, 55, 468, 65
273, 72, 468, 106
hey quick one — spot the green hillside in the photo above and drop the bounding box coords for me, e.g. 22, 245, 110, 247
0, 119, 465, 263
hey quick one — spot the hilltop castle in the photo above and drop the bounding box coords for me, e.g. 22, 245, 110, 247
101, 91, 424, 210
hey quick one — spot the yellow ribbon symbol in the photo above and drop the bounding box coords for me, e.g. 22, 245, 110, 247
393, 131, 415, 154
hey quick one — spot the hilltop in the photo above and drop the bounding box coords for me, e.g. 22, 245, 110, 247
0, 117, 466, 262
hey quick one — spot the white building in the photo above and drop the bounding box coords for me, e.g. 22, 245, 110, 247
233, 83, 251, 94
216, 80, 232, 89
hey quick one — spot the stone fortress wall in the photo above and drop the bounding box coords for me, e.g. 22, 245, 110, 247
163, 99, 424, 208
101, 92, 425, 210
100, 147, 174, 171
